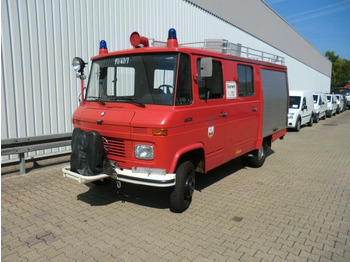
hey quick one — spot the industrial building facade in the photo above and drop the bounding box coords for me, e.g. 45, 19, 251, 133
1, 0, 331, 161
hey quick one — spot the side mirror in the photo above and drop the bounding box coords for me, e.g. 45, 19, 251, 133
72, 57, 86, 79
199, 57, 212, 77
302, 104, 307, 110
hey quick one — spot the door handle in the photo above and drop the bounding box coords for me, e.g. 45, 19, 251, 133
219, 112, 227, 117
251, 107, 257, 112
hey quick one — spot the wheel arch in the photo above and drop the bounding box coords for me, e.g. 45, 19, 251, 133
169, 143, 205, 174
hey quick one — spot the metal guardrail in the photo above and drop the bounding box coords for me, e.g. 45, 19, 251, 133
1, 133, 72, 174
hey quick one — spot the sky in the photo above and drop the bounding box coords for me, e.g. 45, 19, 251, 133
264, 0, 350, 60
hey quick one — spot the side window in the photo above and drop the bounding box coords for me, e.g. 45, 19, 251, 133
302, 97, 307, 108
197, 59, 223, 100
237, 64, 254, 97
176, 54, 192, 105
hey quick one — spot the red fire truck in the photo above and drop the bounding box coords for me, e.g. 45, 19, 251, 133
63, 28, 289, 212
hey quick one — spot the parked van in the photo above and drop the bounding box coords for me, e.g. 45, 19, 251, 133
313, 93, 327, 122
288, 90, 314, 131
63, 29, 289, 212
335, 94, 345, 113
326, 94, 338, 117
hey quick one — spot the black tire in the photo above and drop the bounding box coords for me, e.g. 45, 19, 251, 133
314, 114, 319, 123
170, 161, 195, 213
322, 114, 326, 120
249, 141, 268, 168
295, 118, 301, 132
308, 115, 313, 126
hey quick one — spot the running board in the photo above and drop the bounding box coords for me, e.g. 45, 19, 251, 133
62, 166, 110, 184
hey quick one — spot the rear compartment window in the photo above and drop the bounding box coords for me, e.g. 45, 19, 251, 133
197, 60, 223, 100
237, 64, 254, 97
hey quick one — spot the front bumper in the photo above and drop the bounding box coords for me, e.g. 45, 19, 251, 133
62, 166, 176, 187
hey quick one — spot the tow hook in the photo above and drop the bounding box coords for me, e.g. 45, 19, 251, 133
116, 181, 122, 189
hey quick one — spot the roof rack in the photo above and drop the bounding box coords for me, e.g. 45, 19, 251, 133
149, 38, 285, 65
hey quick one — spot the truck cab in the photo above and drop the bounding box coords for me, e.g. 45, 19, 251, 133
64, 29, 289, 212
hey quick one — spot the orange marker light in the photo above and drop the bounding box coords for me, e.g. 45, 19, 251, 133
152, 128, 168, 136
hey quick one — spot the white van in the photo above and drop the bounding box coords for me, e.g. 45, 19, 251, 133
335, 94, 345, 113
326, 94, 338, 117
288, 90, 314, 131
313, 93, 327, 122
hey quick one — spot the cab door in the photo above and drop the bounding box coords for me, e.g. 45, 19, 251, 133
194, 56, 226, 171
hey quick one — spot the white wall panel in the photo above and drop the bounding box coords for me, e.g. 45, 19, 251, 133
1, 0, 331, 161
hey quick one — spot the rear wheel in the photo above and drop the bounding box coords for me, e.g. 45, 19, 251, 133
314, 114, 319, 123
308, 115, 313, 126
249, 141, 268, 168
170, 161, 195, 213
295, 118, 301, 132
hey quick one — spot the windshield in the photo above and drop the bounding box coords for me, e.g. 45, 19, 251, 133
289, 96, 301, 109
86, 53, 178, 106
313, 95, 318, 104
327, 95, 332, 102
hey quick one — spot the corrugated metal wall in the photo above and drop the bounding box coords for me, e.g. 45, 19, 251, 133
1, 0, 330, 161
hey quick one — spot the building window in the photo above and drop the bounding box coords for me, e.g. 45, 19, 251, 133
238, 64, 254, 97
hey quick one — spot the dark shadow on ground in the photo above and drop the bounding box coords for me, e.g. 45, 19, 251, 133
76, 150, 275, 210
77, 179, 171, 209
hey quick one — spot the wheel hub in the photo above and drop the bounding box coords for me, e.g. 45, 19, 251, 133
184, 175, 195, 199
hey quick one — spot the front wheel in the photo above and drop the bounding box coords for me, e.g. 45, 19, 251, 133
248, 141, 268, 168
170, 161, 195, 213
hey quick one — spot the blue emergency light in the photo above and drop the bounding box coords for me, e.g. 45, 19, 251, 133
168, 28, 177, 40
100, 40, 107, 49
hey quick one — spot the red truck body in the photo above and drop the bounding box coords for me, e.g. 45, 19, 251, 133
64, 29, 289, 212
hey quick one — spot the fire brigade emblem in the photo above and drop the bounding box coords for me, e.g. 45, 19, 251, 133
208, 126, 214, 138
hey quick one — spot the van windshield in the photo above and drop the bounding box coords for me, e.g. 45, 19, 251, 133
289, 96, 301, 109
313, 95, 318, 104
327, 95, 332, 102
86, 53, 178, 106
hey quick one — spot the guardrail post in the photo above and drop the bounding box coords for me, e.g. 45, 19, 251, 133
19, 153, 26, 174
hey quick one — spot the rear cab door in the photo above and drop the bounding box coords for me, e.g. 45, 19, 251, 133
224, 61, 260, 160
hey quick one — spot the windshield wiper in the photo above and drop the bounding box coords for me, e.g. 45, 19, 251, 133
94, 98, 105, 105
86, 97, 106, 105
113, 98, 146, 108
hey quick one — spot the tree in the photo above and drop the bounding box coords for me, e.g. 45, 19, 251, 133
325, 51, 350, 91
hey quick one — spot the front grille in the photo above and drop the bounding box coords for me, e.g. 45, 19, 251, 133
103, 137, 127, 158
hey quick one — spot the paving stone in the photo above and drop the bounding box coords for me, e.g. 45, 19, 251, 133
2, 111, 350, 261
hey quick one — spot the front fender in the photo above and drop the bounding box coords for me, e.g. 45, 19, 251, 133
169, 143, 205, 173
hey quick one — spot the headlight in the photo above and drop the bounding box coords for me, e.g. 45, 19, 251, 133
135, 145, 154, 160
72, 57, 86, 73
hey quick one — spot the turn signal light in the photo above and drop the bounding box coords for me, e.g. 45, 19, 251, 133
152, 128, 168, 136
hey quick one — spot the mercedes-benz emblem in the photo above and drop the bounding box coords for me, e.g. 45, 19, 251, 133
101, 111, 106, 116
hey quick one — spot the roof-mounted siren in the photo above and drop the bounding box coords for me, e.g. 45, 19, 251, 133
167, 28, 178, 48
99, 40, 108, 55
130, 32, 149, 48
